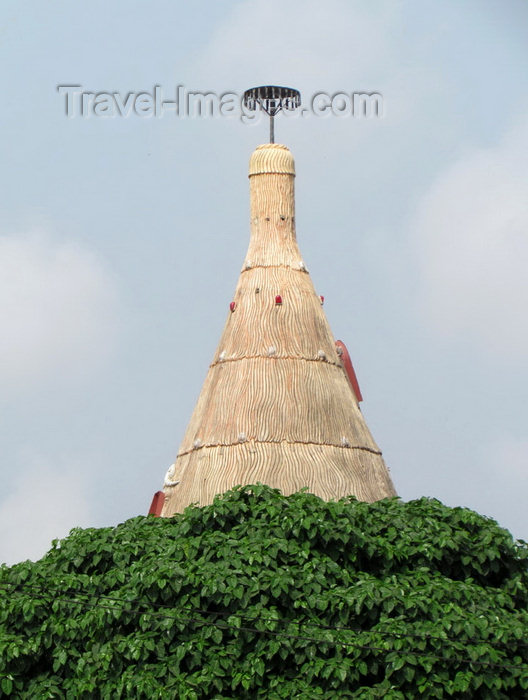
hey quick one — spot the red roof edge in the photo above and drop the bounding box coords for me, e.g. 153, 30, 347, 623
336, 340, 363, 403
148, 491, 165, 516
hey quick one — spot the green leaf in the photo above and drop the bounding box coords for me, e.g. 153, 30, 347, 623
211, 626, 222, 644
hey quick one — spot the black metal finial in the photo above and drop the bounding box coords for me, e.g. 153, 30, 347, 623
243, 86, 301, 143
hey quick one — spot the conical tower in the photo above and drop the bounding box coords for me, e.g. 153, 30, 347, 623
159, 104, 396, 515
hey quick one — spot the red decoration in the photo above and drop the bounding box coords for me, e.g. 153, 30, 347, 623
335, 340, 363, 403
320, 295, 325, 305
148, 491, 165, 516
275, 295, 282, 305
230, 302, 236, 312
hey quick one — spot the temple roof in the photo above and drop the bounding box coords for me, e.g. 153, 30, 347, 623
160, 143, 396, 515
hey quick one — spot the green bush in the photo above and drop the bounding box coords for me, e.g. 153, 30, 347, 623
1, 485, 527, 698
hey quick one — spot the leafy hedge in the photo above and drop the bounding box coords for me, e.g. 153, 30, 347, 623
1, 485, 528, 698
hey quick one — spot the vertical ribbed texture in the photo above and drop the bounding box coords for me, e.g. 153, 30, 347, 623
161, 144, 396, 515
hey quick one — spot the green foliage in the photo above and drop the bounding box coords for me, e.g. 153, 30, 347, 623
1, 485, 528, 698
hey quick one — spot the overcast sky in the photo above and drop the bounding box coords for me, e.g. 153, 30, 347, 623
1, 0, 527, 565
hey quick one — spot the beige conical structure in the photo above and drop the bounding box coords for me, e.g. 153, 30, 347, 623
160, 143, 396, 516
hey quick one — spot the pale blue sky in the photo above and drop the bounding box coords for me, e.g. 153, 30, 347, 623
1, 0, 527, 563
